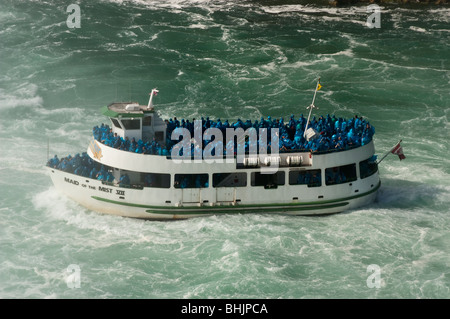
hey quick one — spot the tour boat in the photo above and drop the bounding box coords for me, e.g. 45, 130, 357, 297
47, 81, 382, 220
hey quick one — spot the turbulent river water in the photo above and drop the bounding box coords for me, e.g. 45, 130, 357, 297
0, 0, 449, 299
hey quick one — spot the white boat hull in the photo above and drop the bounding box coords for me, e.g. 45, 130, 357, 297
47, 157, 380, 220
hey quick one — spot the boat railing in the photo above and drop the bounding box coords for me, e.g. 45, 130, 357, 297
94, 135, 369, 160
93, 114, 375, 159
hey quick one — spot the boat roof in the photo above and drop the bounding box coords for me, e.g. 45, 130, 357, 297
101, 102, 155, 118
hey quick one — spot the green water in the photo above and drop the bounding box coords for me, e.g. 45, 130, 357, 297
0, 0, 449, 299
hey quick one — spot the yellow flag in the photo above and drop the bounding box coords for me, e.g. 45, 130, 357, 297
317, 83, 322, 91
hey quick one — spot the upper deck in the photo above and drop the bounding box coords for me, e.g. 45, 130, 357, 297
87, 134, 376, 175
95, 106, 375, 159
101, 102, 154, 118
95, 86, 375, 162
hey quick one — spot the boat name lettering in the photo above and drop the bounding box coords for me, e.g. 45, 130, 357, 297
64, 177, 79, 186
98, 186, 113, 193
116, 190, 125, 196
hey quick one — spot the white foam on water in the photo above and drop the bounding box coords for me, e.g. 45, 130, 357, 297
0, 84, 43, 110
358, 57, 448, 73
32, 187, 207, 248
261, 4, 345, 15
319, 48, 354, 58
26, 180, 450, 298
340, 33, 369, 48
409, 26, 429, 34
187, 23, 209, 30
377, 181, 450, 210
282, 56, 334, 69
117, 30, 138, 38
260, 4, 370, 20
0, 10, 17, 22
101, 0, 238, 12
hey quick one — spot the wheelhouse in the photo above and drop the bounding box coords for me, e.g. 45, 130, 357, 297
101, 102, 167, 145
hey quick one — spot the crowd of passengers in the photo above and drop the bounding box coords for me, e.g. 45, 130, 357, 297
296, 171, 322, 187
46, 152, 132, 187
93, 114, 375, 156
174, 174, 209, 189
46, 151, 377, 188
46, 152, 205, 188
93, 124, 169, 155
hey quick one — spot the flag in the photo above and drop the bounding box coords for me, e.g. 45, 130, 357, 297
391, 141, 406, 160
317, 83, 322, 91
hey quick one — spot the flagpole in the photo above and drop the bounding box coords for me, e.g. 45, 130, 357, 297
304, 78, 320, 138
310, 77, 320, 107
377, 139, 402, 164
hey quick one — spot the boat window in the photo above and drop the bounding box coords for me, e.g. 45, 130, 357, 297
143, 116, 152, 126
142, 173, 170, 188
174, 174, 209, 188
325, 164, 357, 185
121, 119, 141, 130
289, 169, 321, 187
251, 171, 285, 188
213, 173, 247, 188
111, 118, 122, 129
359, 157, 378, 179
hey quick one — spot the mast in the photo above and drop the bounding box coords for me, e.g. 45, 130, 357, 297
147, 88, 159, 109
303, 78, 321, 138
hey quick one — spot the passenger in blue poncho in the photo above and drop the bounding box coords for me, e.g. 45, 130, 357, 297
74, 166, 83, 176
80, 166, 89, 177
296, 173, 305, 184
180, 177, 189, 189
106, 172, 115, 183
47, 155, 59, 168
336, 136, 347, 150
311, 172, 321, 186
195, 175, 203, 188
347, 129, 355, 143
89, 167, 97, 179
119, 174, 130, 187
96, 171, 105, 181
145, 174, 154, 187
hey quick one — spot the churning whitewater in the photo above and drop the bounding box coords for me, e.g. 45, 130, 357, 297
0, 0, 449, 298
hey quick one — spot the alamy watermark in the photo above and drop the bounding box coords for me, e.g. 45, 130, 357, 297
366, 264, 381, 289
66, 4, 81, 29
169, 121, 281, 173
366, 4, 381, 29
66, 264, 81, 289
66, 4, 381, 31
